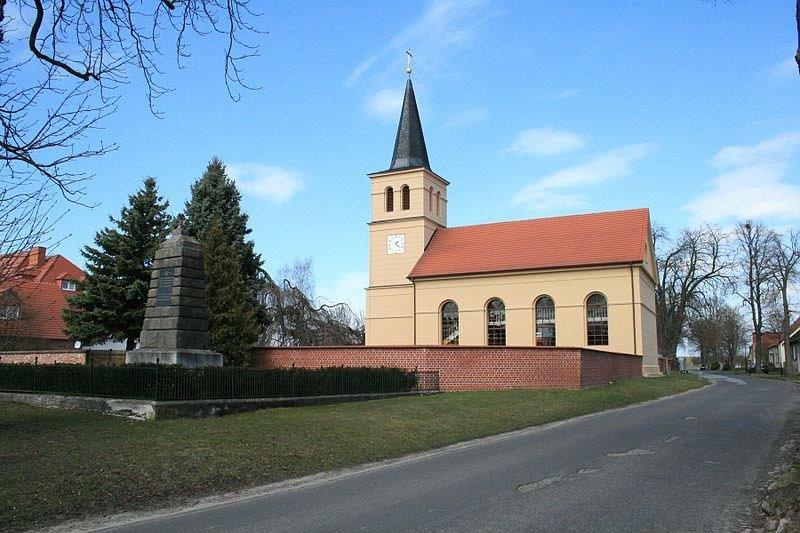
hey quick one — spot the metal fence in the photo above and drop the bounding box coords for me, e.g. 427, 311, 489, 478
0, 361, 439, 401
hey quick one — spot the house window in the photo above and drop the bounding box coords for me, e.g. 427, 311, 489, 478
61, 280, 77, 291
535, 296, 556, 346
436, 191, 441, 216
487, 298, 506, 346
586, 293, 609, 346
385, 187, 394, 212
0, 305, 19, 320
401, 185, 410, 210
428, 187, 434, 211
441, 301, 459, 345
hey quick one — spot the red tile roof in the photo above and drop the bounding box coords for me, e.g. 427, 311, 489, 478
0, 249, 84, 341
408, 208, 652, 279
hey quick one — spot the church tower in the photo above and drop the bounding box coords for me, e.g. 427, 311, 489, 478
365, 75, 449, 345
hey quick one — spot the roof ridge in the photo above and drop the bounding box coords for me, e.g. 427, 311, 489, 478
442, 207, 650, 232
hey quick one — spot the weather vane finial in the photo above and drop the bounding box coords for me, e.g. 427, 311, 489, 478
405, 49, 413, 77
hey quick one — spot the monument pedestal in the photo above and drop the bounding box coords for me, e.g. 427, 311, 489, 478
126, 222, 223, 368
125, 349, 222, 368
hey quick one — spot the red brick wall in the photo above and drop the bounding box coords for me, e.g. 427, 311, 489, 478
250, 346, 643, 390
580, 349, 643, 387
0, 350, 85, 365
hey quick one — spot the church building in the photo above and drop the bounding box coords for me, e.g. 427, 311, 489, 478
365, 77, 660, 377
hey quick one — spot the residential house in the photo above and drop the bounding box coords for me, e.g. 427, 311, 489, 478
749, 331, 784, 369
0, 247, 85, 350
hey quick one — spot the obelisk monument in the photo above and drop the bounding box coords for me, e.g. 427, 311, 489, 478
126, 219, 222, 367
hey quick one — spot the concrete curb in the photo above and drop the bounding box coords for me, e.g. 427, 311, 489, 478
45, 377, 712, 532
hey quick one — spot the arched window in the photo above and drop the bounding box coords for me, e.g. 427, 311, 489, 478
487, 298, 506, 346
535, 296, 556, 346
401, 185, 410, 210
586, 293, 609, 346
385, 187, 394, 212
441, 301, 459, 345
428, 187, 434, 212
436, 191, 441, 216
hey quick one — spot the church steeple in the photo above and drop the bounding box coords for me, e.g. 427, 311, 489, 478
390, 79, 430, 171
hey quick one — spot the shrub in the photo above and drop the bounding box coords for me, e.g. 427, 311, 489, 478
709, 361, 720, 371
0, 364, 419, 400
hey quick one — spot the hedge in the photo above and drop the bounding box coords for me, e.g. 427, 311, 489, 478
0, 363, 420, 400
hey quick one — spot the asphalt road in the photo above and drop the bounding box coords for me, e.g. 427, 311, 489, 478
106, 374, 798, 532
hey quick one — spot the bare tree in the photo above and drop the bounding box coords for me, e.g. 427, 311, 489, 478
770, 229, 800, 373
0, 1, 260, 280
718, 305, 748, 370
735, 221, 778, 369
278, 258, 316, 300
654, 223, 730, 359
686, 295, 724, 367
259, 260, 364, 347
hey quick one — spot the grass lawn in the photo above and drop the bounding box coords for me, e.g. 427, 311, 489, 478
0, 374, 704, 531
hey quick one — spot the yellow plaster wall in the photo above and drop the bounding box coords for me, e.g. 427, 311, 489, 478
368, 218, 441, 287
365, 166, 448, 345
402, 265, 654, 360
369, 168, 448, 226
365, 285, 414, 345
638, 268, 659, 371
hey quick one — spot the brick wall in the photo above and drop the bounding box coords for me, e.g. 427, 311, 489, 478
250, 346, 643, 390
0, 350, 85, 365
580, 349, 643, 387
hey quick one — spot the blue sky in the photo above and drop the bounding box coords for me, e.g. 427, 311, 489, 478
28, 1, 800, 311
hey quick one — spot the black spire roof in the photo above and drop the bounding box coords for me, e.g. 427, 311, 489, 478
389, 79, 431, 171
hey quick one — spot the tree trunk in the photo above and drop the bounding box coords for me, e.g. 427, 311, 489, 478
782, 281, 793, 374
125, 336, 136, 351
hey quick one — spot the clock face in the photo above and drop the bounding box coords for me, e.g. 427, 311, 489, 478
387, 234, 405, 254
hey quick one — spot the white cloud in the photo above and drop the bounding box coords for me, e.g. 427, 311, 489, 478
443, 106, 489, 128
512, 144, 656, 211
366, 88, 404, 119
505, 128, 587, 156
684, 131, 800, 223
228, 163, 305, 204
347, 0, 491, 85
710, 131, 800, 168
317, 271, 368, 315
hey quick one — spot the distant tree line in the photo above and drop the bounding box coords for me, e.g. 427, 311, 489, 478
655, 220, 800, 371
63, 158, 363, 366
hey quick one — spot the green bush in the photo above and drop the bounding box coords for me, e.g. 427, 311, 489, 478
0, 363, 420, 400
709, 361, 720, 370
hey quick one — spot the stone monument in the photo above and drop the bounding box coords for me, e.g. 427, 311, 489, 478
126, 220, 223, 367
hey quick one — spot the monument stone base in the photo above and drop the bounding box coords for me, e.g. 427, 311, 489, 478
125, 349, 223, 368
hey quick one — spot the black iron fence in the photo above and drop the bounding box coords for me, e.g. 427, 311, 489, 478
0, 362, 438, 400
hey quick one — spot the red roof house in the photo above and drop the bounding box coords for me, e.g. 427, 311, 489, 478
0, 247, 85, 350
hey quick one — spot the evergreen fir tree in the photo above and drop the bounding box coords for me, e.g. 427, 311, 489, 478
184, 157, 263, 287
63, 178, 172, 349
203, 219, 259, 365
184, 156, 267, 326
